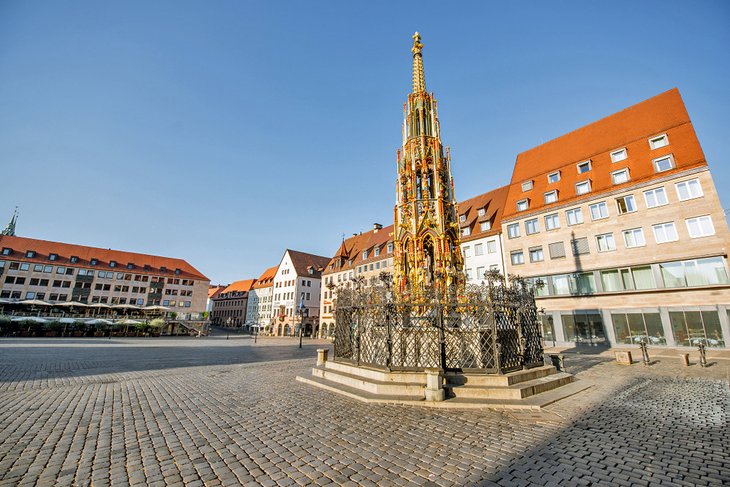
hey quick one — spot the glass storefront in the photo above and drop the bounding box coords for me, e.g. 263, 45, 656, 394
540, 314, 555, 345
611, 312, 666, 345
670, 310, 725, 347
562, 312, 606, 346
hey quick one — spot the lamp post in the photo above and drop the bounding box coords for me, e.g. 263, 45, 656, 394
298, 294, 305, 349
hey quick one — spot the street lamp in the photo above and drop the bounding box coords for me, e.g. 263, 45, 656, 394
298, 295, 305, 349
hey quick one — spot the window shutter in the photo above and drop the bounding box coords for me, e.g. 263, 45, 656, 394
549, 242, 565, 259
570, 237, 590, 256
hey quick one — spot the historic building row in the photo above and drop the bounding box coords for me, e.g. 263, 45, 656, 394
319, 88, 730, 349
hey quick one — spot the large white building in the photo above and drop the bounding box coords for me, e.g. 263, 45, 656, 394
245, 265, 277, 332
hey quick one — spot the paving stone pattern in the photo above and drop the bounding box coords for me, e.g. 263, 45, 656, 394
0, 337, 728, 486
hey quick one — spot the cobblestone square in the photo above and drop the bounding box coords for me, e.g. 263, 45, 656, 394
1, 337, 728, 486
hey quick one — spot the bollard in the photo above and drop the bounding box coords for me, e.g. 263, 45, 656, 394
316, 348, 329, 366
678, 353, 690, 367
424, 368, 444, 402
639, 340, 650, 366
698, 342, 707, 368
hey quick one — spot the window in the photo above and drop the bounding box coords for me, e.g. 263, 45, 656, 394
576, 161, 591, 174
26, 291, 36, 299
49, 253, 58, 261
476, 267, 485, 280
474, 243, 484, 256
611, 169, 629, 185
109, 261, 117, 268
653, 155, 674, 173
575, 180, 591, 195
70, 256, 79, 263
25, 250, 36, 258
529, 247, 544, 263
544, 190, 558, 204
480, 221, 491, 231
686, 216, 715, 238
616, 195, 636, 214
610, 148, 627, 162
660, 257, 728, 288
507, 223, 520, 239
466, 268, 474, 280
461, 227, 471, 236
670, 310, 724, 348
566, 208, 583, 226
477, 208, 485, 217
525, 218, 539, 235
33, 264, 43, 272
548, 171, 560, 183
570, 237, 590, 256
644, 187, 668, 208
521, 180, 533, 192
623, 228, 646, 248
1, 248, 11, 256
510, 251, 524, 265
596, 233, 616, 252
649, 134, 668, 149
548, 242, 565, 259
459, 214, 466, 223
362, 251, 368, 260
653, 222, 678, 243
487, 240, 497, 254
19, 263, 29, 271
516, 199, 529, 211
90, 258, 98, 265
612, 312, 665, 345
544, 213, 560, 231
589, 202, 608, 220
387, 243, 393, 253
374, 247, 380, 257
462, 246, 472, 258
56, 267, 66, 274
676, 179, 703, 201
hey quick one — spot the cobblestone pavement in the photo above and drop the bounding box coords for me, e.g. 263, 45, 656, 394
0, 338, 728, 486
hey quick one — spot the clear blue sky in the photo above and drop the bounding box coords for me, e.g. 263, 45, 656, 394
1, 1, 728, 284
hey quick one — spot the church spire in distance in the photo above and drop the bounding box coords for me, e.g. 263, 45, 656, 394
2, 207, 18, 237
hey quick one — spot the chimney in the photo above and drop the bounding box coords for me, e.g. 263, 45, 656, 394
373, 223, 383, 233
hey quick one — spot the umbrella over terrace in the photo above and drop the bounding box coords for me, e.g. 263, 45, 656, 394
20, 299, 52, 306
53, 301, 89, 308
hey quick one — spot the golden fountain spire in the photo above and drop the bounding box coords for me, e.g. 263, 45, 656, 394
411, 32, 426, 93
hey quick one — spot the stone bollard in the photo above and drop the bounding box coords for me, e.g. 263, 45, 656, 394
316, 348, 329, 366
678, 353, 690, 366
424, 368, 445, 402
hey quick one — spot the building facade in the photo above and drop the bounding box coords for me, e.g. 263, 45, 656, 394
270, 249, 329, 337
210, 279, 255, 328
501, 88, 730, 349
0, 235, 210, 316
246, 265, 277, 332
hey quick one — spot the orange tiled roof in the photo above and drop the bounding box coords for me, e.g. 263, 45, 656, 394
222, 279, 256, 294
457, 185, 510, 243
0, 235, 208, 281
287, 249, 330, 278
252, 266, 278, 289
324, 225, 394, 275
503, 88, 706, 220
208, 285, 226, 299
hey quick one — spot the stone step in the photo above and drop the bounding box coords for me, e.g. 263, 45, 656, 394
445, 372, 574, 400
445, 365, 557, 387
296, 375, 425, 404
312, 365, 425, 397
323, 360, 427, 385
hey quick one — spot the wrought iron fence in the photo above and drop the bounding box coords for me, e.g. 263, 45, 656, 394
332, 273, 544, 374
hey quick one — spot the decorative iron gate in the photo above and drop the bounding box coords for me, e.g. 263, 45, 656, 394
332, 276, 544, 374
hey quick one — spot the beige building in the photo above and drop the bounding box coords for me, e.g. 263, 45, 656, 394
210, 279, 255, 328
0, 234, 209, 317
246, 265, 277, 332
501, 88, 730, 349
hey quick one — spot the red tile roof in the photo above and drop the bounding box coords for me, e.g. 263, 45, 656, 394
457, 185, 510, 243
0, 235, 208, 281
286, 249, 330, 278
208, 285, 226, 299
503, 88, 706, 220
221, 279, 256, 295
252, 266, 278, 289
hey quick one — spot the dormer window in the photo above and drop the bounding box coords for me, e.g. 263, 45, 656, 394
477, 208, 485, 217
174, 268, 181, 275
25, 250, 36, 258
70, 256, 79, 263
576, 161, 592, 174
462, 227, 471, 236
109, 261, 117, 268
144, 264, 151, 271
374, 247, 380, 257
90, 258, 98, 265
516, 199, 529, 211
160, 266, 167, 272
649, 134, 668, 150
480, 221, 491, 231
575, 180, 592, 195
611, 168, 630, 185
127, 263, 135, 270
362, 250, 368, 260
49, 253, 58, 261
611, 148, 627, 162
459, 214, 466, 223
308, 267, 314, 275
387, 243, 393, 253
521, 180, 534, 192
653, 155, 674, 173
1, 248, 11, 256
544, 190, 558, 204
548, 171, 560, 183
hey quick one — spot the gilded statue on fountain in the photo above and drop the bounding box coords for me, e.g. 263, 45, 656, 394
393, 32, 465, 300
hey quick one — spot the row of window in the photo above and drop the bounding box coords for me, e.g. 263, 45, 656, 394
460, 220, 491, 237
1, 291, 68, 301
0, 262, 195, 286
517, 135, 675, 211
462, 240, 498, 258
0, 249, 186, 275
510, 215, 716, 266
362, 243, 394, 260
508, 178, 704, 238
465, 264, 500, 281
525, 256, 728, 297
